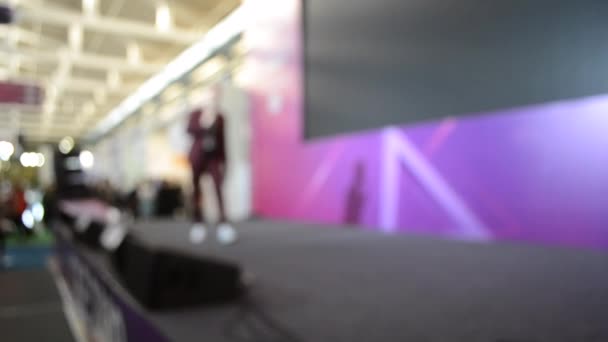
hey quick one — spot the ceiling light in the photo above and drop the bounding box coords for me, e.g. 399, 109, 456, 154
156, 1, 172, 32
82, 0, 97, 17
32, 203, 45, 222
59, 136, 75, 154
19, 152, 43, 168
79, 150, 94, 169
21, 210, 34, 229
69, 24, 83, 52
0, 141, 14, 161
19, 153, 30, 167
127, 42, 141, 65
36, 153, 45, 167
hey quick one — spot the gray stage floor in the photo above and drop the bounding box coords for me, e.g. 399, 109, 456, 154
0, 269, 74, 342
130, 220, 608, 342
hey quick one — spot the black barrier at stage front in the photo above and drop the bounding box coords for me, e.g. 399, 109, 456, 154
113, 234, 244, 310
53, 227, 170, 342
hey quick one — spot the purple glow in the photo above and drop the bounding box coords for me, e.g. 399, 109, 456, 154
243, 0, 608, 250
381, 128, 489, 239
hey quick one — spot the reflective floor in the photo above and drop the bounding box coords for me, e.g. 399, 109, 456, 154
0, 231, 73, 342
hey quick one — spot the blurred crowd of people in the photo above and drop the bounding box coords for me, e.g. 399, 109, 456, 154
1, 177, 186, 261
93, 179, 186, 220
0, 181, 28, 234
0, 180, 33, 265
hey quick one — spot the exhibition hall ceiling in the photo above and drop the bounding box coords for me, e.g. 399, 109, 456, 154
0, 0, 240, 142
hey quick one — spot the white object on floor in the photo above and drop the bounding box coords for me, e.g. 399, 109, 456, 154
189, 224, 207, 244
217, 223, 238, 245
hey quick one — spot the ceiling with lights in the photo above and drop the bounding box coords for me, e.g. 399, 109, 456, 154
0, 0, 240, 143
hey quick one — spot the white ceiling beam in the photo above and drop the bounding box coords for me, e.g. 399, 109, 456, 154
0, 26, 62, 48
0, 106, 104, 120
0, 46, 164, 74
82, 0, 99, 18
200, 1, 239, 27
50, 57, 72, 104
87, 3, 247, 140
15, 120, 85, 130
0, 104, 43, 113
19, 3, 201, 44
18, 131, 84, 141
167, 4, 209, 30
71, 52, 163, 74
23, 136, 64, 143
61, 77, 139, 93
3, 119, 81, 130
145, 0, 231, 31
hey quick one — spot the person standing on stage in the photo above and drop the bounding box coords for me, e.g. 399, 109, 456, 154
187, 86, 236, 244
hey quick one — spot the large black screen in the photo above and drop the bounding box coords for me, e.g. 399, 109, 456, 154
304, 0, 608, 139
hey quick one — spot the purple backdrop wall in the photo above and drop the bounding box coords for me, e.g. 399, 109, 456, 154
243, 0, 608, 250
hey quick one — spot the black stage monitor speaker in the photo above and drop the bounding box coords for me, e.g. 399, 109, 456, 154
56, 198, 244, 310
113, 235, 244, 310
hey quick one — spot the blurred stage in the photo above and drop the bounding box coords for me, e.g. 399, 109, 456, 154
53, 219, 608, 342
127, 220, 608, 342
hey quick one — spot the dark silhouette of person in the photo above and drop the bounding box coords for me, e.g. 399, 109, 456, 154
10, 184, 27, 233
188, 88, 227, 223
187, 86, 236, 244
344, 161, 366, 226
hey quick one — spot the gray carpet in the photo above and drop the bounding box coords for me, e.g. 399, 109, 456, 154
0, 269, 74, 342
126, 220, 608, 342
